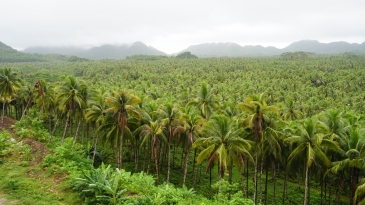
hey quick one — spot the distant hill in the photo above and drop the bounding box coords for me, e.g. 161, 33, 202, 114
3, 40, 365, 61
282, 40, 365, 54
178, 42, 281, 57
0, 41, 78, 62
178, 40, 365, 57
24, 41, 167, 60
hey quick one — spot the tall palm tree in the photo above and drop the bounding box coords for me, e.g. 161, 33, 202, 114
84, 87, 107, 163
56, 76, 88, 143
237, 93, 279, 204
0, 68, 22, 123
286, 117, 341, 205
140, 120, 166, 184
105, 88, 141, 169
158, 101, 180, 183
193, 115, 253, 190
328, 127, 365, 205
174, 110, 204, 185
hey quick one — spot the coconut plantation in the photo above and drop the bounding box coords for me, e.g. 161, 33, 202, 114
1, 52, 365, 205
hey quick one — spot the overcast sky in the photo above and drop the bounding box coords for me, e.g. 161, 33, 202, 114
1, 0, 364, 53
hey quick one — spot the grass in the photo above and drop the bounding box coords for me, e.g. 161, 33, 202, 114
0, 146, 81, 205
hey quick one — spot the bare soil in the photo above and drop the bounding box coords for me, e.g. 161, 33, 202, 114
0, 116, 16, 132
23, 138, 50, 166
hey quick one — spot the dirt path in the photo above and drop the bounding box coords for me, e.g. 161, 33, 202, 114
0, 193, 18, 205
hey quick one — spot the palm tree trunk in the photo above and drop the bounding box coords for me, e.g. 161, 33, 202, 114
273, 161, 277, 205
21, 91, 35, 121
183, 131, 193, 185
73, 120, 81, 145
328, 177, 332, 205
166, 124, 172, 183
320, 172, 323, 205
119, 131, 124, 169
92, 134, 99, 164
283, 164, 288, 204
62, 116, 70, 144
210, 166, 212, 199
336, 173, 341, 205
260, 152, 264, 204
172, 140, 178, 168
228, 162, 233, 200
192, 149, 197, 179
51, 116, 59, 139
182, 143, 191, 185
239, 155, 247, 198
246, 157, 249, 198
304, 166, 309, 205
2, 101, 5, 124
49, 117, 59, 144
264, 160, 269, 205
254, 145, 258, 204
134, 141, 139, 172
147, 142, 151, 174
153, 136, 159, 184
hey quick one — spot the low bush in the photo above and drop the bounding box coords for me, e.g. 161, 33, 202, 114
13, 117, 49, 142
43, 138, 93, 177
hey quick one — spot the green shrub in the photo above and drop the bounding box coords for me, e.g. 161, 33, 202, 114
43, 138, 93, 176
0, 130, 14, 157
13, 117, 49, 142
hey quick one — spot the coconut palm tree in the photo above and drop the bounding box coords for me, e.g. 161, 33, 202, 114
56, 76, 88, 143
104, 88, 141, 169
286, 117, 341, 205
158, 101, 180, 183
188, 82, 219, 120
84, 87, 107, 163
280, 97, 303, 121
174, 110, 204, 185
0, 68, 22, 123
328, 127, 365, 205
193, 114, 253, 194
140, 120, 166, 184
237, 93, 279, 204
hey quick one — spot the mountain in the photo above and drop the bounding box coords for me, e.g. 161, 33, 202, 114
24, 42, 167, 60
4, 40, 365, 60
282, 40, 365, 54
178, 42, 281, 57
0, 41, 74, 62
178, 40, 365, 57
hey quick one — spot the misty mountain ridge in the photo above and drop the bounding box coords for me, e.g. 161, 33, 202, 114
3, 40, 365, 61
180, 40, 365, 57
23, 41, 166, 60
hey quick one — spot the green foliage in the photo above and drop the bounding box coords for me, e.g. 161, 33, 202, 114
0, 160, 81, 205
43, 138, 93, 177
176, 51, 198, 59
67, 55, 90, 62
74, 164, 131, 205
280, 51, 316, 59
211, 179, 257, 205
74, 165, 256, 205
126, 55, 168, 60
0, 130, 14, 157
13, 117, 49, 142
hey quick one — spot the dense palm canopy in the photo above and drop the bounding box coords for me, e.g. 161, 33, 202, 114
2, 55, 365, 204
